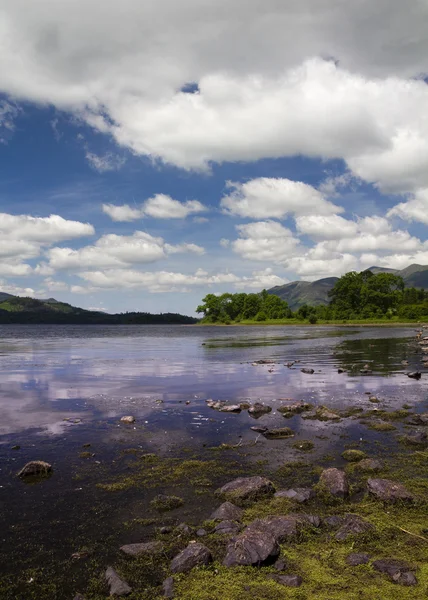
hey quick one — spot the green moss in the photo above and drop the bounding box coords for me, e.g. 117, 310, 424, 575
367, 421, 397, 432
341, 449, 367, 462
150, 495, 184, 511
292, 440, 314, 452
79, 451, 93, 459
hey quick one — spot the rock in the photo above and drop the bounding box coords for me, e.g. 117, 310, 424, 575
292, 440, 314, 451
220, 405, 242, 413
216, 476, 276, 506
274, 487, 315, 503
150, 495, 184, 511
262, 427, 294, 439
269, 575, 303, 587
159, 526, 172, 534
210, 502, 243, 522
301, 368, 314, 374
304, 406, 340, 421
248, 403, 272, 418
175, 523, 193, 535
17, 460, 52, 479
206, 400, 226, 410
341, 449, 366, 462
367, 478, 414, 502
355, 458, 383, 472
105, 567, 132, 596
319, 468, 349, 499
196, 528, 207, 537
11, 445, 20, 450
335, 514, 374, 541
407, 371, 421, 379
360, 369, 372, 374
73, 595, 86, 600
277, 401, 312, 417
253, 359, 276, 364
401, 431, 428, 446
120, 416, 135, 424
239, 401, 251, 410
274, 558, 288, 571
373, 559, 417, 585
338, 368, 345, 374
250, 426, 269, 433
214, 520, 241, 535
223, 515, 317, 567
346, 552, 370, 566
162, 577, 174, 598
170, 543, 212, 574
408, 413, 428, 425
369, 396, 379, 403
286, 362, 295, 367
120, 541, 163, 556
323, 515, 345, 529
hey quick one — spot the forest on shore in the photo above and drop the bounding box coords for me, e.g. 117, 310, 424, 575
196, 270, 428, 324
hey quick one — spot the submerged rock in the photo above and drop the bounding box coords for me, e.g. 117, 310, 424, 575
277, 400, 312, 417
248, 403, 272, 418
216, 476, 276, 506
346, 552, 370, 566
341, 449, 366, 462
408, 413, 428, 426
373, 559, 417, 585
318, 468, 349, 499
335, 514, 374, 541
210, 501, 243, 521
262, 427, 294, 439
17, 461, 52, 479
162, 576, 175, 598
275, 487, 314, 503
120, 416, 135, 424
367, 478, 414, 502
120, 541, 164, 556
303, 406, 340, 421
401, 431, 428, 446
150, 495, 184, 511
250, 426, 269, 433
105, 567, 132, 596
170, 543, 212, 574
301, 368, 314, 374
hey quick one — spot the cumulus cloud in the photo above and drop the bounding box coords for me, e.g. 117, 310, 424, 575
387, 189, 428, 225
231, 220, 301, 262
237, 268, 289, 290
46, 231, 205, 270
103, 194, 207, 221
221, 178, 341, 219
0, 213, 94, 244
0, 281, 35, 297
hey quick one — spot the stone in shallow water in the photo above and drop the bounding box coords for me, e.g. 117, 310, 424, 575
120, 416, 135, 424
17, 461, 52, 478
373, 559, 417, 585
367, 478, 414, 502
170, 543, 212, 574
319, 468, 349, 499
248, 403, 272, 418
219, 404, 242, 413
301, 368, 314, 374
341, 449, 366, 462
120, 541, 163, 556
335, 514, 374, 541
150, 495, 184, 511
262, 427, 294, 439
210, 501, 243, 521
346, 552, 370, 566
216, 476, 275, 506
402, 431, 428, 446
105, 567, 132, 596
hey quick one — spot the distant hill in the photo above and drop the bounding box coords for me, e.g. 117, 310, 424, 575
269, 264, 428, 310
0, 294, 197, 325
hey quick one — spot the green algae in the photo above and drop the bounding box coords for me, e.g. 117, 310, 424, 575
292, 440, 314, 452
341, 449, 367, 462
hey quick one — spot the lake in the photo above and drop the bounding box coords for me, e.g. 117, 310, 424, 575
0, 324, 427, 599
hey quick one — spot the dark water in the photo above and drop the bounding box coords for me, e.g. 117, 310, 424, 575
0, 324, 427, 597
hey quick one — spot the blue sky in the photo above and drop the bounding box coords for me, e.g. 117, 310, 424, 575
1, 1, 428, 315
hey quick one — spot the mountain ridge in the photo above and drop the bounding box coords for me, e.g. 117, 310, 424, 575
268, 264, 428, 310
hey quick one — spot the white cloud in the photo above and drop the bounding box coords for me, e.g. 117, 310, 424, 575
387, 189, 428, 225
86, 151, 125, 172
296, 214, 358, 240
221, 178, 341, 219
231, 220, 300, 262
0, 213, 94, 244
193, 216, 209, 224
237, 268, 288, 290
0, 99, 19, 143
46, 231, 205, 270
0, 281, 35, 297
103, 194, 207, 221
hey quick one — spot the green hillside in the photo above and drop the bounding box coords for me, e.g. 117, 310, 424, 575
0, 295, 197, 324
269, 264, 428, 309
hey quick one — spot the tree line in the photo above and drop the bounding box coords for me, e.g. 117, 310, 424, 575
196, 270, 428, 323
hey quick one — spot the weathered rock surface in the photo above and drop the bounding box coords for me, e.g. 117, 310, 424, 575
248, 403, 272, 418
105, 567, 132, 596
17, 460, 52, 478
214, 520, 241, 535
355, 458, 383, 472
216, 476, 275, 506
323, 515, 345, 529
269, 574, 303, 587
220, 404, 242, 413
196, 528, 207, 537
303, 406, 340, 421
262, 427, 294, 439
120, 416, 135, 424
335, 514, 374, 541
162, 576, 174, 598
319, 468, 349, 499
274, 488, 314, 503
210, 501, 243, 522
170, 543, 212, 574
346, 553, 370, 566
274, 557, 288, 571
277, 401, 312, 417
120, 541, 163, 556
373, 559, 417, 585
367, 478, 414, 502
206, 400, 225, 410
223, 515, 318, 567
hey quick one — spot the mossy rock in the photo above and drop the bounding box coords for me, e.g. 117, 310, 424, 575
367, 421, 397, 432
292, 440, 314, 452
150, 494, 184, 511
341, 450, 367, 462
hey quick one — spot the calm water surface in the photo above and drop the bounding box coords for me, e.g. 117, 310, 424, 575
0, 324, 427, 597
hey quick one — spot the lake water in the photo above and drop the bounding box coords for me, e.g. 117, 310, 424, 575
0, 324, 426, 598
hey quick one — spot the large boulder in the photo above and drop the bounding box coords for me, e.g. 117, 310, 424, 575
367, 478, 414, 502
170, 543, 212, 574
335, 514, 374, 541
216, 476, 275, 506
105, 567, 132, 596
120, 541, 163, 556
210, 501, 243, 521
17, 461, 52, 479
373, 559, 417, 585
318, 468, 349, 499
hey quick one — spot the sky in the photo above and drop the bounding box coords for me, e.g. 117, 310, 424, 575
1, 1, 428, 316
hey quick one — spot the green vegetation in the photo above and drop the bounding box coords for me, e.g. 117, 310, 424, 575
197, 269, 428, 324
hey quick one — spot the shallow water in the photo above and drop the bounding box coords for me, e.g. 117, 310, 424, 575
0, 324, 427, 597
